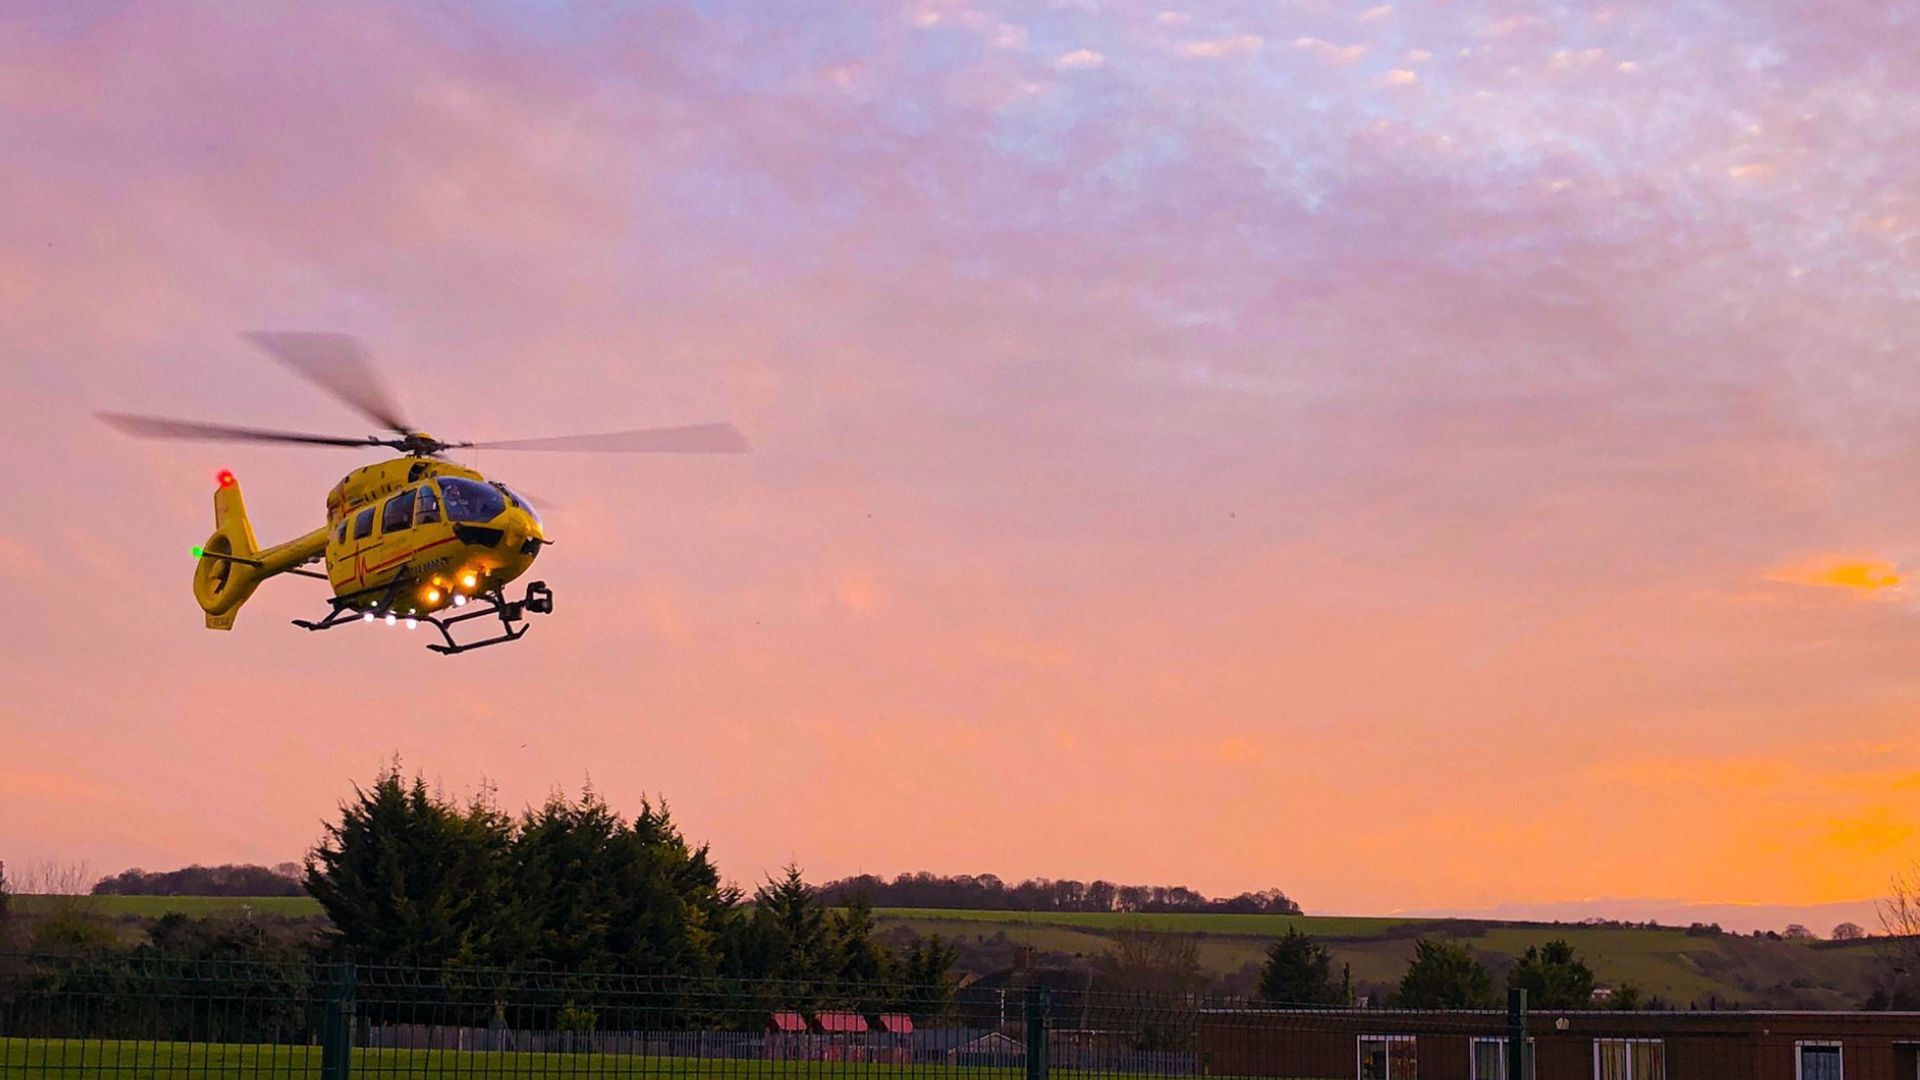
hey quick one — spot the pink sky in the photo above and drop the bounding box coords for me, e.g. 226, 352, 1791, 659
3, 0, 1919, 922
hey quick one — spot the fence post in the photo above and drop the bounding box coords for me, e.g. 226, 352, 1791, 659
1024, 985, 1051, 1080
320, 961, 356, 1080
1506, 987, 1528, 1080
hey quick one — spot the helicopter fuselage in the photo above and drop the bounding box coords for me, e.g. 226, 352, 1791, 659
320, 457, 545, 615
191, 456, 545, 629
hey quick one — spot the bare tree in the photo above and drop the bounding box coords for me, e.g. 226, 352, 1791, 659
14, 860, 93, 896
1876, 863, 1920, 999
1833, 922, 1867, 942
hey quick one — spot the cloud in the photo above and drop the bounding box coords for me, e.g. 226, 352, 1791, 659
1766, 557, 1905, 593
1291, 36, 1367, 66
1179, 35, 1262, 59
1054, 49, 1106, 70
1383, 68, 1418, 87
1359, 5, 1395, 25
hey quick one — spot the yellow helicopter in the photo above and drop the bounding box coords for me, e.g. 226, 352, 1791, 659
100, 332, 747, 654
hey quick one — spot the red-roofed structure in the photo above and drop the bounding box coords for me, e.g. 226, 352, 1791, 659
876, 1014, 914, 1034
768, 1012, 808, 1033
814, 1012, 868, 1034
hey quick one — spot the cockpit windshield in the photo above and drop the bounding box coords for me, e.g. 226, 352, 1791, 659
494, 483, 542, 529
438, 477, 506, 523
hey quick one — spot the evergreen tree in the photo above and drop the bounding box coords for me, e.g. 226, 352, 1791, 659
899, 933, 959, 1018
753, 864, 835, 983
1258, 927, 1342, 1004
1394, 939, 1496, 1008
304, 764, 514, 966
832, 893, 894, 984
1508, 939, 1596, 1009
512, 786, 629, 970
606, 799, 729, 977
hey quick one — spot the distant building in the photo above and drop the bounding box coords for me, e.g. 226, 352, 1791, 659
1197, 1006, 1920, 1079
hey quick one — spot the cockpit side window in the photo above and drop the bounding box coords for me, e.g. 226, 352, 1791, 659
381, 489, 417, 535
439, 477, 506, 523
335, 519, 348, 544
353, 507, 376, 540
415, 484, 441, 526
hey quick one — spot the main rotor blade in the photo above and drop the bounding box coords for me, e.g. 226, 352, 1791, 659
97, 412, 385, 448
242, 331, 412, 435
457, 423, 750, 454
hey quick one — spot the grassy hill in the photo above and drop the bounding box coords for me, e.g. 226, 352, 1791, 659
10, 896, 1886, 1009
871, 909, 1887, 1009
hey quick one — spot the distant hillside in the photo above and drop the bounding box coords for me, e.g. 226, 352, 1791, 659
11, 895, 1893, 1010
871, 909, 1892, 1010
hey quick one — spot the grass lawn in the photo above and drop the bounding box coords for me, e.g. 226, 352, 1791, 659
1, 1040, 1046, 1079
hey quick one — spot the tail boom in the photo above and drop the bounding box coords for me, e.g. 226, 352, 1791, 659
193, 478, 327, 630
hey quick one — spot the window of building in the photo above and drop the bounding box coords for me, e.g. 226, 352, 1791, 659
415, 484, 440, 525
1595, 1039, 1664, 1080
1359, 1035, 1416, 1080
353, 507, 375, 540
1797, 1042, 1843, 1080
381, 489, 416, 534
1472, 1038, 1537, 1080
438, 477, 505, 523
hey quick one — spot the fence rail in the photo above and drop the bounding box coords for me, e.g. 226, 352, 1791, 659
5, 954, 1918, 1079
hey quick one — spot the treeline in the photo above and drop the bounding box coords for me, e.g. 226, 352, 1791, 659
1259, 929, 1666, 1010
303, 768, 957, 1005
93, 864, 305, 897
816, 872, 1302, 915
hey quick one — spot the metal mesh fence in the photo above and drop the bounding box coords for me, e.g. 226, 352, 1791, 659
4, 953, 1918, 1079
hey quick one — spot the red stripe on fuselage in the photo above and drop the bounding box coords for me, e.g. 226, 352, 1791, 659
364, 535, 460, 575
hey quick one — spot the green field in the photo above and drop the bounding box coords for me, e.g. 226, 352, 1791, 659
1, 1040, 1030, 1080
14, 896, 1403, 937
11, 895, 1884, 1009
870, 909, 1410, 939
12, 894, 324, 918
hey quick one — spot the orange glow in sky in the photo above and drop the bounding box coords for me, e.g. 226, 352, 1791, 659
3, 2, 1920, 922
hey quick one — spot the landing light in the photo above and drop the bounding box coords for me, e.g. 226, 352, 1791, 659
404, 618, 418, 630
384, 613, 396, 626
460, 572, 478, 589
424, 588, 442, 604
363, 612, 376, 623
452, 594, 468, 607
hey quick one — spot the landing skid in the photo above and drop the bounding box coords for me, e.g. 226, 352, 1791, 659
293, 581, 554, 655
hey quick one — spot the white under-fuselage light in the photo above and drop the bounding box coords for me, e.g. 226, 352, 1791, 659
404, 618, 418, 630
384, 613, 397, 626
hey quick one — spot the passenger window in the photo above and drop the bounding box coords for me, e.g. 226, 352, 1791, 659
353, 507, 375, 540
382, 489, 417, 534
415, 484, 441, 525
335, 520, 348, 544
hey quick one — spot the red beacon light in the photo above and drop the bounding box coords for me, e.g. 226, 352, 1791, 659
216, 469, 237, 489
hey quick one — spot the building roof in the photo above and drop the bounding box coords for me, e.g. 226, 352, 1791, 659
769, 1011, 808, 1033
876, 1014, 915, 1034
815, 1011, 868, 1033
